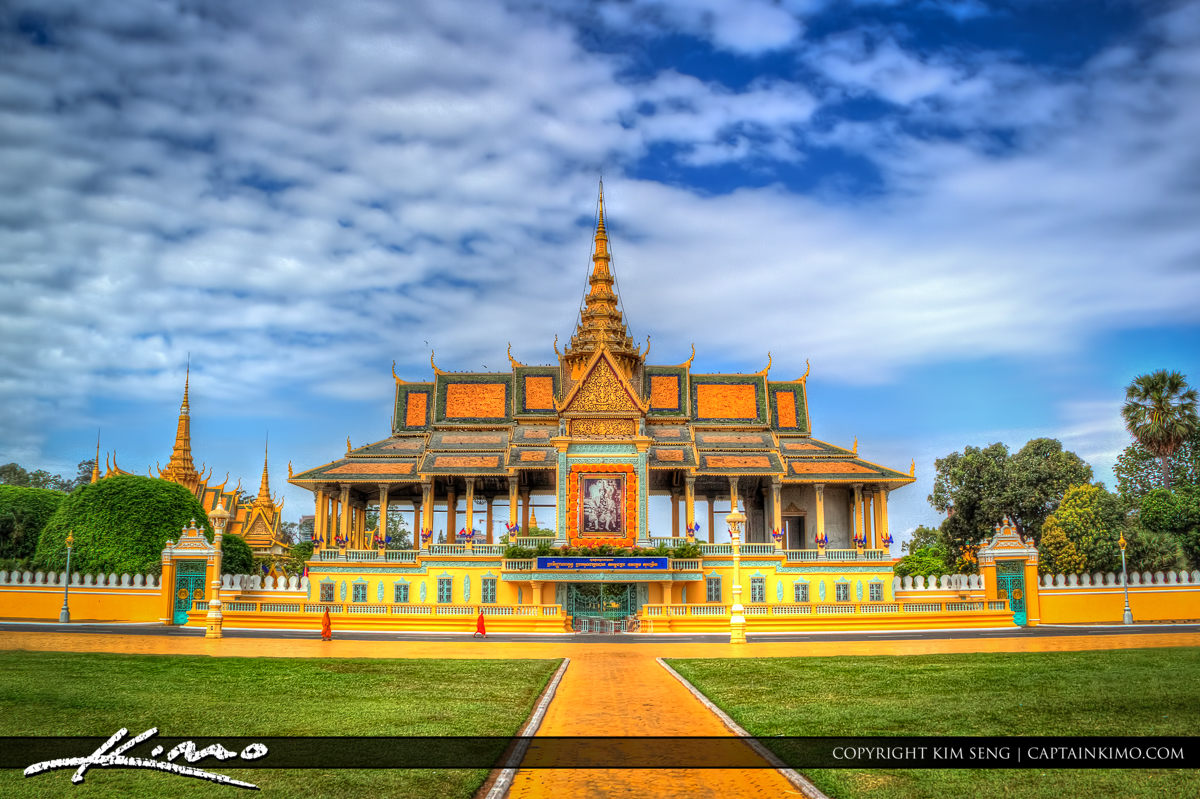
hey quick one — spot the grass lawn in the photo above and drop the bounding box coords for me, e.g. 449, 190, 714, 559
0, 650, 560, 798
667, 647, 1200, 799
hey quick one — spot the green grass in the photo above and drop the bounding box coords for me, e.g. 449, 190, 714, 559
0, 650, 560, 798
667, 648, 1200, 799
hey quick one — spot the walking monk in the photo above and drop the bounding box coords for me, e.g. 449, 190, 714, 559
474, 609, 487, 638
321, 608, 332, 641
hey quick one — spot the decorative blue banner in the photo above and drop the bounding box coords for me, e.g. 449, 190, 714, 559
536, 557, 669, 571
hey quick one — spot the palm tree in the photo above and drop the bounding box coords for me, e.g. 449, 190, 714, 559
1121, 370, 1199, 490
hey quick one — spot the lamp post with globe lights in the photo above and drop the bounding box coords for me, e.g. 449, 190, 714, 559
206, 502, 231, 639
727, 509, 746, 645
1119, 530, 1133, 625
58, 531, 74, 624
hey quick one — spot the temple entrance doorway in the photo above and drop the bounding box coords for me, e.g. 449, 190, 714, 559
567, 583, 637, 633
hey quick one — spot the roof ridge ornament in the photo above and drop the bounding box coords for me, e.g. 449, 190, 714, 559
430, 350, 444, 376
801, 359, 810, 382
507, 342, 527, 370
392, 360, 406, 385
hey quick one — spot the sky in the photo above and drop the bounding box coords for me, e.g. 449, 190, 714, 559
2, 0, 1199, 546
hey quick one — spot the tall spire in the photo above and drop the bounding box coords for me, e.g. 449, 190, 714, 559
255, 436, 273, 506
91, 431, 100, 484
159, 362, 201, 491
561, 180, 641, 378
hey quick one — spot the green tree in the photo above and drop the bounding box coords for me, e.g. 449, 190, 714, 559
365, 507, 411, 548
893, 546, 950, 578
34, 475, 212, 575
1123, 527, 1186, 573
1003, 439, 1093, 540
1136, 486, 1200, 569
1038, 518, 1087, 575
1114, 431, 1200, 503
0, 486, 64, 561
285, 541, 314, 576
220, 533, 255, 575
1121, 370, 1199, 491
1036, 484, 1123, 574
902, 525, 941, 553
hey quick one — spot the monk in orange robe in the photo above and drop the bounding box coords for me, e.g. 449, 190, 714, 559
474, 610, 487, 638
321, 608, 332, 641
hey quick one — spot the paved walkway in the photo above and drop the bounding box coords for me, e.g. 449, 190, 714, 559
4, 628, 1200, 798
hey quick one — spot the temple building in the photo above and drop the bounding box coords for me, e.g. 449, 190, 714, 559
97, 370, 288, 557
287, 188, 922, 627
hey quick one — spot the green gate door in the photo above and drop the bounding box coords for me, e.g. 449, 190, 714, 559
567, 584, 635, 622
173, 560, 208, 625
996, 560, 1027, 626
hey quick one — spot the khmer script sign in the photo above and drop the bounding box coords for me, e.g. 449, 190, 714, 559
536, 557, 669, 570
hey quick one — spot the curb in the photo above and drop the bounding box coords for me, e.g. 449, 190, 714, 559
484, 657, 570, 799
657, 657, 831, 799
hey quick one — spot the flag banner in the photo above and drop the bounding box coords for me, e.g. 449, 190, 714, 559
7, 736, 1196, 770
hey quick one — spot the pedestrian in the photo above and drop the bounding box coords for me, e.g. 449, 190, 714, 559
321, 607, 332, 641
474, 609, 487, 638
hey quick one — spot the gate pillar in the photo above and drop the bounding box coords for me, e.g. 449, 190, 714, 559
977, 516, 1041, 626
161, 520, 219, 626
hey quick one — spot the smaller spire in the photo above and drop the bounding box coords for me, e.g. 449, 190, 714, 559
255, 436, 272, 505
91, 430, 100, 484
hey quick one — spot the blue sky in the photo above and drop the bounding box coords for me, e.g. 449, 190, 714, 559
3, 0, 1199, 544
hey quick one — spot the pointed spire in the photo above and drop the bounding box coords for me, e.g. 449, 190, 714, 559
91, 430, 101, 484
159, 363, 200, 490
254, 436, 274, 508
562, 179, 641, 378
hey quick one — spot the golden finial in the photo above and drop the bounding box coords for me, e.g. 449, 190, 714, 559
507, 342, 526, 369
758, 352, 772, 377
553, 334, 560, 357
91, 430, 100, 484
801, 359, 810, 382
392, 360, 404, 384
430, 349, 444, 376
643, 335, 651, 360
596, 178, 607, 236
910, 459, 916, 477
288, 460, 294, 478
347, 436, 352, 454
685, 343, 695, 369
213, 472, 230, 492
853, 437, 858, 455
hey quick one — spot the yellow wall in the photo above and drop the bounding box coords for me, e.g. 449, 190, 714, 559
0, 584, 162, 622
1040, 584, 1200, 624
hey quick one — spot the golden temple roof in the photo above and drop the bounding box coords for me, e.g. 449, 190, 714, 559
158, 365, 201, 489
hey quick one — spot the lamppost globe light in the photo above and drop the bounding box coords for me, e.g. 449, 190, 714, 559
726, 509, 747, 645
1118, 528, 1133, 625
59, 529, 75, 624
205, 502, 230, 639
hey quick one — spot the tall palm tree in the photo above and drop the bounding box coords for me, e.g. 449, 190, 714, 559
1121, 370, 1199, 490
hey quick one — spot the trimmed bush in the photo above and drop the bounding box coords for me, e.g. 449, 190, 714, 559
220, 533, 254, 575
0, 485, 64, 560
34, 475, 212, 574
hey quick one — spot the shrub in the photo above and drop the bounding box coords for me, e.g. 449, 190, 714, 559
34, 475, 212, 575
0, 485, 64, 560
220, 533, 254, 575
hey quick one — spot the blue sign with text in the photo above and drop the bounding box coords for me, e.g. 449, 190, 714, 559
536, 557, 669, 571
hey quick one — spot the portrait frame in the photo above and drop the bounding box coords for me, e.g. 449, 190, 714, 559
578, 473, 627, 537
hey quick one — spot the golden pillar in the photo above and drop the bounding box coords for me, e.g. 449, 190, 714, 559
412, 499, 422, 550
728, 477, 739, 514
378, 485, 389, 548
313, 489, 326, 545
521, 488, 531, 532
684, 475, 696, 538
876, 488, 890, 549
814, 483, 826, 548
338, 484, 351, 546
852, 483, 864, 548
464, 478, 475, 540
421, 480, 434, 549
771, 478, 782, 544
530, 580, 542, 605
864, 490, 875, 549
508, 477, 519, 533
485, 495, 494, 544
446, 484, 457, 543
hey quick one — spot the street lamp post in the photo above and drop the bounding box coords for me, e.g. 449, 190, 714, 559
1119, 531, 1133, 625
727, 509, 746, 645
58, 531, 74, 624
206, 502, 231, 639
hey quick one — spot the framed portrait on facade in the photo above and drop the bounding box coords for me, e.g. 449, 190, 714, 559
579, 474, 626, 536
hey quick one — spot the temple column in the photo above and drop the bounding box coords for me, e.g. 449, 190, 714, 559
378, 485, 389, 547
707, 494, 715, 543
761, 484, 771, 543
771, 478, 782, 543
509, 477, 519, 534
520, 488, 531, 532
729, 477, 739, 514
412, 499, 422, 550
446, 484, 457, 543
814, 483, 826, 548
421, 480, 434, 550
864, 490, 875, 549
684, 475, 696, 538
356, 501, 366, 546
338, 484, 351, 546
876, 488, 890, 549
464, 478, 475, 540
485, 495, 494, 544
852, 483, 864, 547
530, 580, 542, 606
671, 489, 680, 537
314, 489, 326, 545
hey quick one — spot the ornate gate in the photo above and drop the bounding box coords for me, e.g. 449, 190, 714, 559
995, 560, 1027, 626
173, 560, 207, 625
567, 583, 636, 631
